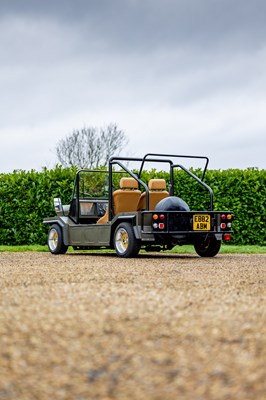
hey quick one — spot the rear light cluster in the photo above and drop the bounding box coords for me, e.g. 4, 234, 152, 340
220, 214, 233, 241
152, 213, 166, 230
220, 214, 232, 229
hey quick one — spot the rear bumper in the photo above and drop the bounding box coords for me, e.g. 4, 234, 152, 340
141, 210, 233, 237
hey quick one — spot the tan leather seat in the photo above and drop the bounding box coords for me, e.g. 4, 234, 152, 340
113, 177, 141, 215
97, 207, 109, 224
137, 178, 169, 210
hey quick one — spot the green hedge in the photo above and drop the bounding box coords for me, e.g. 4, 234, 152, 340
0, 166, 265, 245
139, 168, 266, 245
0, 166, 76, 245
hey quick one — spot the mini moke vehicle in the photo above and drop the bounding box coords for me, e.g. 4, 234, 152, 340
43, 153, 233, 257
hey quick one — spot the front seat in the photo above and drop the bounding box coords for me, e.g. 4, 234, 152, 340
113, 177, 141, 215
137, 178, 169, 210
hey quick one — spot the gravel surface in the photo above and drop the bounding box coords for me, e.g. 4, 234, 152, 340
0, 252, 265, 400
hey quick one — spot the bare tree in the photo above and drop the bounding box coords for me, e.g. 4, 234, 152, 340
55, 124, 129, 169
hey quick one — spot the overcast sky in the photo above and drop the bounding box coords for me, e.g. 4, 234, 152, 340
1, 0, 266, 172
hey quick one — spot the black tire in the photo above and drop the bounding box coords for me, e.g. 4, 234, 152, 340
113, 222, 140, 258
47, 224, 68, 255
194, 236, 221, 257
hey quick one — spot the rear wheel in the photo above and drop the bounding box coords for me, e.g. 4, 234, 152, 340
114, 222, 140, 258
194, 236, 221, 257
47, 224, 68, 254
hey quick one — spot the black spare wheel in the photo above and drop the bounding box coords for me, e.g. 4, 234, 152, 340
155, 196, 190, 233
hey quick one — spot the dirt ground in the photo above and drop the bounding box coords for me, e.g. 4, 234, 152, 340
0, 252, 265, 400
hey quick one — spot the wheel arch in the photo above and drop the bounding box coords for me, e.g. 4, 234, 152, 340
44, 219, 69, 246
110, 215, 140, 243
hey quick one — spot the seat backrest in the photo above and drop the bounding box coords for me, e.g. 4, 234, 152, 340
113, 177, 141, 215
137, 178, 169, 210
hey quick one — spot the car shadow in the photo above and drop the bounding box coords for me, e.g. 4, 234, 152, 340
65, 251, 218, 259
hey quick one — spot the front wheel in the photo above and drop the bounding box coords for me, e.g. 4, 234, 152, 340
47, 224, 68, 255
114, 222, 140, 258
194, 236, 221, 257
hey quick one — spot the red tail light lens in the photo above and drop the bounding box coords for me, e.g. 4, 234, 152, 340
223, 234, 231, 241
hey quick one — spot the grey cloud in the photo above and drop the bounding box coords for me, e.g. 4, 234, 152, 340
0, 0, 266, 171
1, 0, 266, 52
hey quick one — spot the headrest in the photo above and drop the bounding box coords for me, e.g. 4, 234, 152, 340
120, 177, 138, 189
148, 179, 167, 190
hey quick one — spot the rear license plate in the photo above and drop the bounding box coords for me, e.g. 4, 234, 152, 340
193, 214, 211, 230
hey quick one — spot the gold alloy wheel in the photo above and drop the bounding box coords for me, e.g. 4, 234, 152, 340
115, 227, 129, 254
48, 228, 59, 251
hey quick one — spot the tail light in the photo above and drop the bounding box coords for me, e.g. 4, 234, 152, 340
220, 214, 233, 230
152, 214, 166, 230
223, 234, 231, 241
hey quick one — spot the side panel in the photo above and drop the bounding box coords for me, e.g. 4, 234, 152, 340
69, 224, 111, 246
110, 213, 148, 241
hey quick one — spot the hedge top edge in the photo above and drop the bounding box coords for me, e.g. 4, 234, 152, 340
43, 153, 233, 257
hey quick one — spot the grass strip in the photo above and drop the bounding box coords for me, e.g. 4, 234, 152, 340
0, 244, 265, 254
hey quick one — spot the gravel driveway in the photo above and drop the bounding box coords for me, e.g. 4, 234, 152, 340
0, 252, 265, 400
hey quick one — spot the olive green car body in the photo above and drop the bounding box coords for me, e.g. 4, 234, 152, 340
43, 153, 233, 257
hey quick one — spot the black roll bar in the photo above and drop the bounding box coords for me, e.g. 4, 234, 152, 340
109, 154, 210, 212
140, 153, 209, 182
172, 164, 213, 210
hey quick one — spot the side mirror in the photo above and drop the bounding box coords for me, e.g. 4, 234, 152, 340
54, 198, 63, 215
